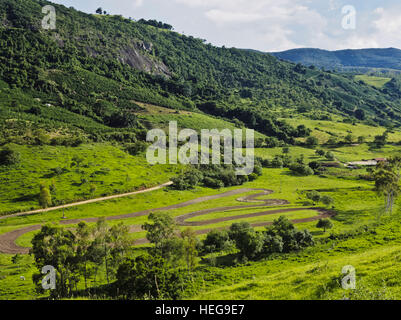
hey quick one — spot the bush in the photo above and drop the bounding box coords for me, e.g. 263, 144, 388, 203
264, 216, 314, 253
289, 163, 314, 176
203, 177, 224, 189
0, 147, 21, 166
306, 190, 321, 204
125, 141, 148, 156
38, 183, 52, 208
306, 136, 319, 147
203, 230, 230, 253
116, 254, 186, 299
229, 222, 264, 259
316, 219, 333, 232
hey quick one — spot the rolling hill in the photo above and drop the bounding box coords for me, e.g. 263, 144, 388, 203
271, 47, 401, 73
2, 0, 401, 144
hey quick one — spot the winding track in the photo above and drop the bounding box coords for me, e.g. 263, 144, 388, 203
0, 188, 335, 254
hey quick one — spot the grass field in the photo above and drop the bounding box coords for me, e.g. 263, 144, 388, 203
0, 143, 179, 215
284, 118, 401, 144
135, 101, 267, 139
0, 159, 394, 299
1, 117, 401, 300
355, 75, 392, 89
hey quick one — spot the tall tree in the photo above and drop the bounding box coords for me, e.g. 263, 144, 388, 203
374, 156, 401, 215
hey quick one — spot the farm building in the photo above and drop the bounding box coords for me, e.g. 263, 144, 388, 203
346, 158, 387, 168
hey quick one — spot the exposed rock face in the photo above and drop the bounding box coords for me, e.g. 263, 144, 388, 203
118, 43, 171, 78
55, 32, 171, 78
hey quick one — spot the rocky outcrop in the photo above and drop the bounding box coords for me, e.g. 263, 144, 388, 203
118, 43, 171, 77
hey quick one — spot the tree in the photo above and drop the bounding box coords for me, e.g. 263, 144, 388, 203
271, 156, 283, 168
315, 149, 325, 157
354, 109, 365, 120
325, 151, 335, 161
31, 224, 78, 298
321, 195, 334, 207
229, 222, 264, 259
39, 183, 52, 208
374, 133, 388, 148
180, 228, 198, 275
116, 254, 184, 300
374, 157, 401, 215
308, 161, 321, 171
289, 163, 314, 176
96, 7, 103, 14
0, 147, 20, 166
142, 213, 178, 257
75, 222, 93, 291
316, 219, 333, 233
89, 184, 97, 196
203, 229, 230, 253
264, 216, 314, 253
344, 134, 354, 144
306, 190, 321, 205
326, 136, 338, 146
306, 136, 319, 148
357, 136, 366, 144
282, 147, 290, 154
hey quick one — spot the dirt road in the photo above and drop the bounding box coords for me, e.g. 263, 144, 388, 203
0, 181, 173, 221
0, 188, 334, 254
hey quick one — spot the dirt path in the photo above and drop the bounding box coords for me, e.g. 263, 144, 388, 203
0, 188, 335, 254
0, 182, 173, 221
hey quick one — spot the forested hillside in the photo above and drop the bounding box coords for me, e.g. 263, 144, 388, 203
271, 48, 401, 73
1, 0, 401, 146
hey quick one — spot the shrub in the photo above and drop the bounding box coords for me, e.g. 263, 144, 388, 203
229, 222, 264, 259
325, 151, 335, 161
203, 177, 224, 189
289, 163, 314, 176
306, 190, 321, 204
38, 183, 52, 208
316, 219, 333, 232
203, 230, 230, 253
306, 136, 319, 147
0, 147, 21, 166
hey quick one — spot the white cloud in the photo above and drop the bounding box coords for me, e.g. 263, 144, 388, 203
132, 0, 144, 8
173, 0, 329, 51
205, 10, 264, 24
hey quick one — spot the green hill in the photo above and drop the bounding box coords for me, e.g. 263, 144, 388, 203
2, 0, 401, 145
271, 47, 401, 73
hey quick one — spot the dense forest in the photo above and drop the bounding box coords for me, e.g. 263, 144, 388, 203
271, 48, 401, 73
1, 0, 401, 146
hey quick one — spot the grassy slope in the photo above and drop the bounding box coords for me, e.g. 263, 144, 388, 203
0, 160, 393, 299
0, 143, 179, 215
135, 101, 266, 139
284, 118, 401, 144
193, 220, 401, 300
355, 75, 392, 89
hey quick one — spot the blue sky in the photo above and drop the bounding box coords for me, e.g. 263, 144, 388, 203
52, 0, 401, 52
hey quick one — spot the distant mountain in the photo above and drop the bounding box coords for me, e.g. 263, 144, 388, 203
271, 48, 401, 72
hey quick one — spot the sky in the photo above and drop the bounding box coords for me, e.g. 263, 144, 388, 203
52, 0, 401, 52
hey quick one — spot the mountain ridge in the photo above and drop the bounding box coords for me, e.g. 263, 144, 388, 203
270, 48, 401, 72
1, 0, 401, 147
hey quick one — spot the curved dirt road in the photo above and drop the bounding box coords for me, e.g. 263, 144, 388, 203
0, 181, 174, 221
0, 188, 335, 254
